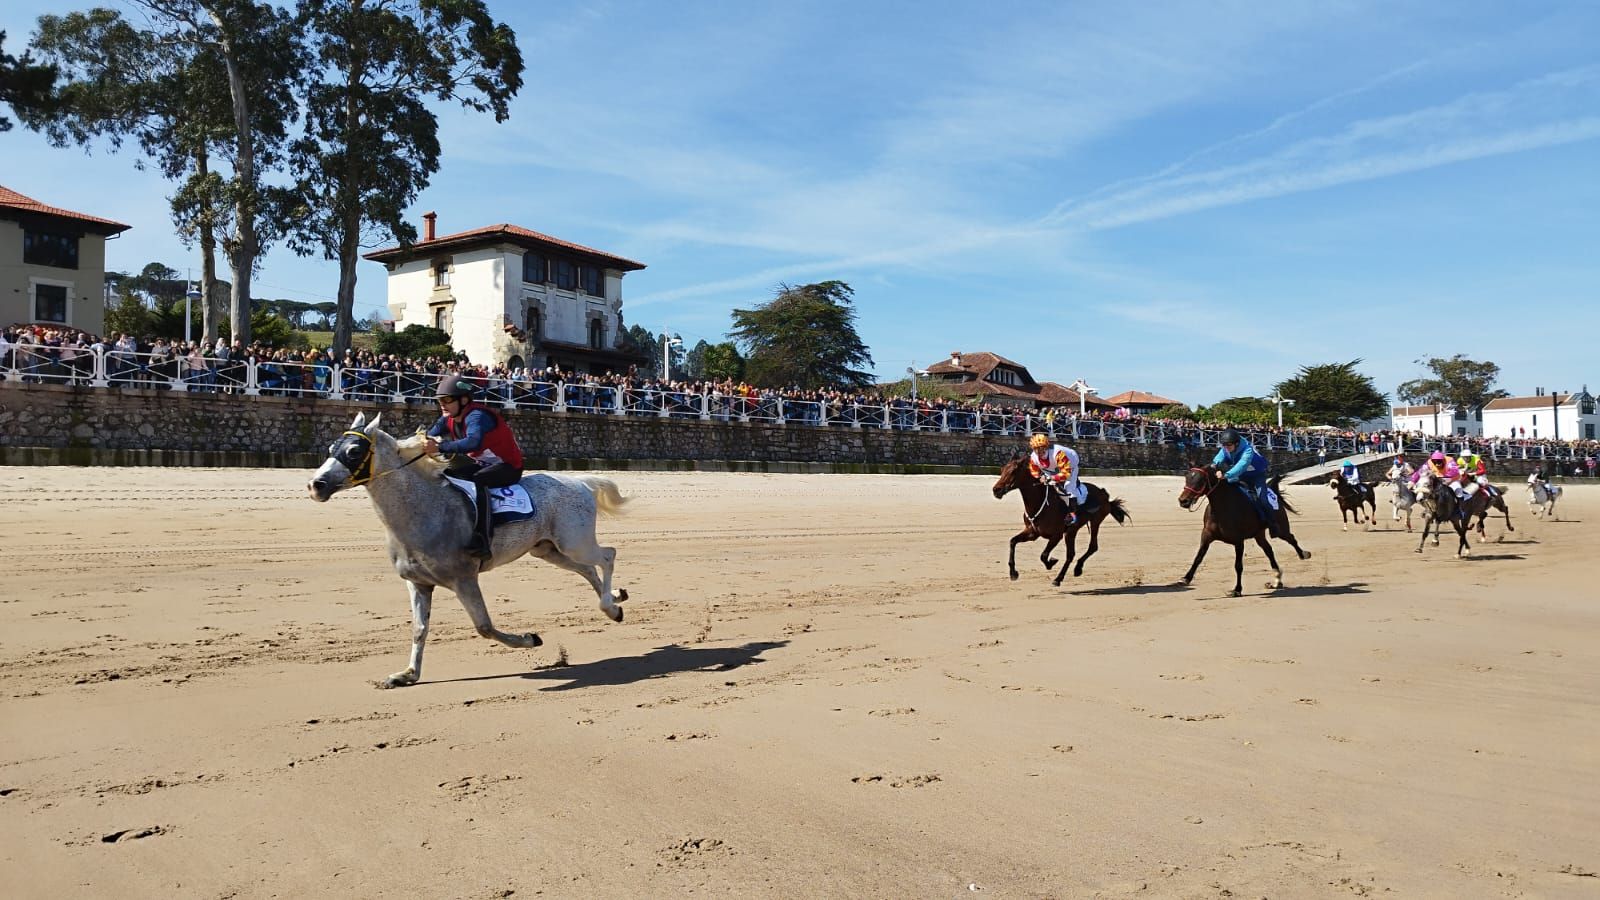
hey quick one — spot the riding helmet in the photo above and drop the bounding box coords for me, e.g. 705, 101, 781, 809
1219, 427, 1240, 445
1029, 433, 1050, 450
435, 375, 477, 399
1429, 450, 1446, 462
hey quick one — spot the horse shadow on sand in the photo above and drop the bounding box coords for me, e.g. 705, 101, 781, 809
1073, 583, 1194, 597
1077, 581, 1371, 599
520, 640, 790, 691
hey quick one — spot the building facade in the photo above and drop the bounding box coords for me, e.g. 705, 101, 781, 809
1481, 390, 1597, 441
365, 214, 648, 373
0, 186, 130, 334
1390, 404, 1483, 437
1103, 390, 1183, 416
921, 351, 1114, 411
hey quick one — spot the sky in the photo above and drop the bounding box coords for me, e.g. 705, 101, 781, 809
4, 0, 1598, 407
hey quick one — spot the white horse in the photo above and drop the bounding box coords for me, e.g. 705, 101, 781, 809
308, 413, 629, 687
1386, 463, 1417, 532
1528, 479, 1562, 519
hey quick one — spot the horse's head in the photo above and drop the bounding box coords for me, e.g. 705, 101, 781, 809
992, 451, 1028, 499
1177, 464, 1214, 509
308, 412, 388, 502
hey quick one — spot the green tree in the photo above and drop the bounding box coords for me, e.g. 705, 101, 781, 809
701, 341, 744, 382
729, 281, 873, 389
287, 0, 523, 358
682, 339, 710, 380
1196, 396, 1277, 426
28, 3, 303, 345
375, 324, 451, 358
1397, 355, 1509, 413
622, 324, 659, 376
0, 29, 57, 131
1147, 403, 1196, 420
1273, 359, 1387, 427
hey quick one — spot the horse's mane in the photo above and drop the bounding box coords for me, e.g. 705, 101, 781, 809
394, 431, 452, 477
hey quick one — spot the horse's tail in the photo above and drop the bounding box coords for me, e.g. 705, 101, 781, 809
1270, 475, 1299, 515
1107, 498, 1131, 524
574, 476, 628, 516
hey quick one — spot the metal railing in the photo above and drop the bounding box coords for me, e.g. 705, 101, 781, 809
6, 346, 1593, 461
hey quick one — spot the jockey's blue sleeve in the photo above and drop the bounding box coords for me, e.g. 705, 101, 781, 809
433, 409, 495, 454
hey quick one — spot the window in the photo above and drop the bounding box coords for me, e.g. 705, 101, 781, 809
522, 252, 547, 284
432, 260, 450, 288
554, 258, 577, 291
433, 306, 448, 332
987, 368, 1020, 387
34, 284, 68, 322
588, 318, 604, 350
24, 230, 80, 269
581, 266, 603, 297
1583, 398, 1595, 415
1453, 407, 1466, 420
1586, 424, 1595, 440
524, 307, 542, 340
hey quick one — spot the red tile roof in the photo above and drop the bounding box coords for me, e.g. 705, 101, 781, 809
924, 351, 1025, 377
1392, 405, 1441, 415
921, 350, 1114, 408
1104, 390, 1180, 407
364, 223, 645, 271
0, 185, 131, 233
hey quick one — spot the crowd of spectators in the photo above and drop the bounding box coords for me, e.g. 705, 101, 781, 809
5, 322, 1597, 468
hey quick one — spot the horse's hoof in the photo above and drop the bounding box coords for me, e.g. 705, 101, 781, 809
524, 633, 543, 648
1009, 571, 1019, 582
1266, 581, 1282, 590
1227, 589, 1242, 598
1298, 550, 1311, 560
380, 669, 418, 689
1043, 559, 1058, 570
604, 604, 624, 623
616, 589, 629, 603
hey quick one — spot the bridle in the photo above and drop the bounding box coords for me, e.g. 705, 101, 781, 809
1178, 466, 1215, 503
336, 430, 430, 487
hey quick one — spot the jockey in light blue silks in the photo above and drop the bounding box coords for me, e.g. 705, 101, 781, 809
1341, 460, 1362, 486
1213, 427, 1282, 537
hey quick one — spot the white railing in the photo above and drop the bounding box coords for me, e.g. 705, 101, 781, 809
12, 347, 1588, 460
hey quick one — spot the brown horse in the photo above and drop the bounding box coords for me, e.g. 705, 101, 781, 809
992, 453, 1130, 586
1327, 474, 1378, 530
1469, 484, 1515, 539
1178, 466, 1311, 597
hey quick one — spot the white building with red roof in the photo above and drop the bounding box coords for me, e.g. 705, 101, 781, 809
364, 213, 648, 373
1102, 390, 1183, 415
1, 185, 131, 334
1480, 389, 1597, 441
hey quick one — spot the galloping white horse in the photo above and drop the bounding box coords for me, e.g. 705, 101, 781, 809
1528, 478, 1562, 519
308, 413, 629, 687
1386, 462, 1417, 532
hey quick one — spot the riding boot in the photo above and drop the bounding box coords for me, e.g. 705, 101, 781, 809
1064, 495, 1078, 525
466, 484, 494, 559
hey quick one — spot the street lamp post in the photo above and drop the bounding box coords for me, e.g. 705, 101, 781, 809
906, 365, 919, 402
1553, 390, 1562, 443
660, 334, 682, 381
184, 283, 201, 346
1069, 378, 1096, 419
1266, 389, 1295, 428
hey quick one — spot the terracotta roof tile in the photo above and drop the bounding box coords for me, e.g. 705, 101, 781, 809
1104, 390, 1180, 407
1484, 395, 1579, 411
364, 223, 645, 271
0, 185, 131, 232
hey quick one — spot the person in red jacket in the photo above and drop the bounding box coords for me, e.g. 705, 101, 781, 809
424, 376, 527, 558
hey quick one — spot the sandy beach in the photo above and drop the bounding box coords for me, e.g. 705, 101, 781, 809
1, 466, 1596, 898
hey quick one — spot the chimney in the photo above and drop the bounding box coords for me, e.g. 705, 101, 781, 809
422, 211, 437, 242
950, 351, 962, 368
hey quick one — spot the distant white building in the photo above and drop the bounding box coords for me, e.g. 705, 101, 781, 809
1391, 404, 1483, 437
365, 213, 649, 374
1481, 389, 1598, 441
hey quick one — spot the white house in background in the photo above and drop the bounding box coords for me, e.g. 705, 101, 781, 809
0, 185, 130, 334
1481, 389, 1598, 441
1391, 403, 1483, 437
365, 213, 649, 374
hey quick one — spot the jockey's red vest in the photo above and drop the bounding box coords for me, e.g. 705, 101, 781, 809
444, 401, 524, 469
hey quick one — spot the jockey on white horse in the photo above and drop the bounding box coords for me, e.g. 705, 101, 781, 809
1386, 455, 1417, 530
1527, 466, 1562, 517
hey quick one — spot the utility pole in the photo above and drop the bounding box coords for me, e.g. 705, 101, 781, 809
1266, 389, 1295, 428
660, 333, 682, 381
1070, 378, 1096, 419
1554, 390, 1562, 443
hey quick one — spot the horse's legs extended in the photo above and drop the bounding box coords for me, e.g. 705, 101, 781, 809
1007, 530, 1036, 581
1072, 516, 1104, 578
1341, 505, 1350, 531
1499, 500, 1515, 533
1182, 536, 1214, 586
452, 577, 542, 649
1052, 527, 1079, 587
1228, 541, 1245, 597
1254, 533, 1283, 590
1039, 534, 1061, 571
548, 521, 627, 622
1455, 518, 1472, 558
1416, 513, 1432, 552
1273, 510, 1312, 560
383, 582, 434, 688
539, 546, 626, 623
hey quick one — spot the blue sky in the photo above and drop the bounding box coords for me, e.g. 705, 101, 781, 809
5, 0, 1597, 407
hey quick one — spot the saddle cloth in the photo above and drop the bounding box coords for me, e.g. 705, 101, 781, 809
444, 476, 536, 524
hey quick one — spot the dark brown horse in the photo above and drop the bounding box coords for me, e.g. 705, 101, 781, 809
1327, 474, 1379, 530
1469, 484, 1515, 539
1177, 466, 1311, 597
992, 453, 1130, 586
1413, 471, 1493, 557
